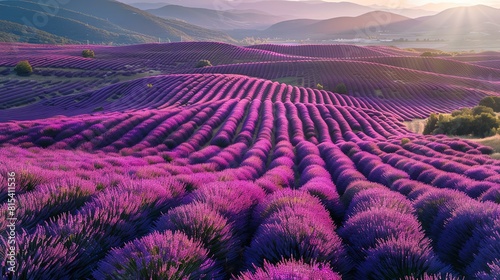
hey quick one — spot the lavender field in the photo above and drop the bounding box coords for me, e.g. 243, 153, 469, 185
1, 42, 500, 279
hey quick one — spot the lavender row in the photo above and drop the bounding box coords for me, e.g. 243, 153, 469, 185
193, 60, 494, 119
339, 180, 458, 279
1, 73, 411, 122
244, 189, 351, 277
1, 178, 187, 278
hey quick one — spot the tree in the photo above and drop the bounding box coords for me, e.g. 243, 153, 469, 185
451, 108, 472, 117
14, 60, 33, 76
472, 105, 495, 117
471, 113, 499, 137
195, 59, 212, 68
335, 83, 348, 95
424, 107, 499, 137
451, 115, 474, 135
423, 113, 439, 135
421, 52, 434, 57
479, 96, 500, 112
82, 49, 95, 58
435, 114, 454, 135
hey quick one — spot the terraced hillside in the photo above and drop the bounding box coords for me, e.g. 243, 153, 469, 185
0, 42, 499, 279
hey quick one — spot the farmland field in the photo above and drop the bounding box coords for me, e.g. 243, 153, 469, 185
1, 42, 500, 279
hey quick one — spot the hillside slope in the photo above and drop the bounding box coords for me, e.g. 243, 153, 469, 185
0, 0, 234, 44
0, 20, 77, 44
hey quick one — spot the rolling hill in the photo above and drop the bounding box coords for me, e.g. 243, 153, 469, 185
0, 0, 234, 44
409, 5, 500, 38
127, 0, 377, 19
264, 11, 417, 40
1, 42, 499, 122
1, 40, 500, 280
226, 4, 500, 43
222, 1, 376, 19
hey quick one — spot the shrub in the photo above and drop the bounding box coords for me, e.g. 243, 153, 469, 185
335, 83, 348, 95
14, 60, 33, 76
195, 59, 212, 68
82, 49, 95, 58
464, 222, 500, 278
472, 106, 495, 116
401, 138, 411, 145
424, 108, 499, 137
475, 262, 500, 280
451, 108, 472, 117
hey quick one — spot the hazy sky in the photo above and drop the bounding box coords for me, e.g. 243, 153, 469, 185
122, 0, 500, 8
325, 0, 499, 7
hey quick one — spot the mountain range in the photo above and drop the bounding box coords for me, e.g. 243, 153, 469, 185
1, 0, 500, 45
130, 0, 440, 19
0, 0, 234, 44
146, 5, 287, 30
256, 5, 500, 41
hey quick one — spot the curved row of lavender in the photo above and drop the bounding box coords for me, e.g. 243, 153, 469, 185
1, 72, 496, 122
1, 74, 418, 121
192, 61, 499, 116
1, 97, 499, 278
2, 42, 500, 121
1, 42, 500, 279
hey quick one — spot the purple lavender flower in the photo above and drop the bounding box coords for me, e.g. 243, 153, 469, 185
237, 259, 341, 280
93, 231, 223, 279
155, 202, 239, 267
341, 180, 386, 207
356, 237, 456, 279
245, 207, 350, 275
252, 189, 330, 228
1, 227, 78, 279
413, 189, 471, 239
346, 188, 413, 217
480, 186, 500, 203
339, 208, 425, 262
184, 181, 265, 236
437, 202, 500, 273
300, 177, 344, 223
